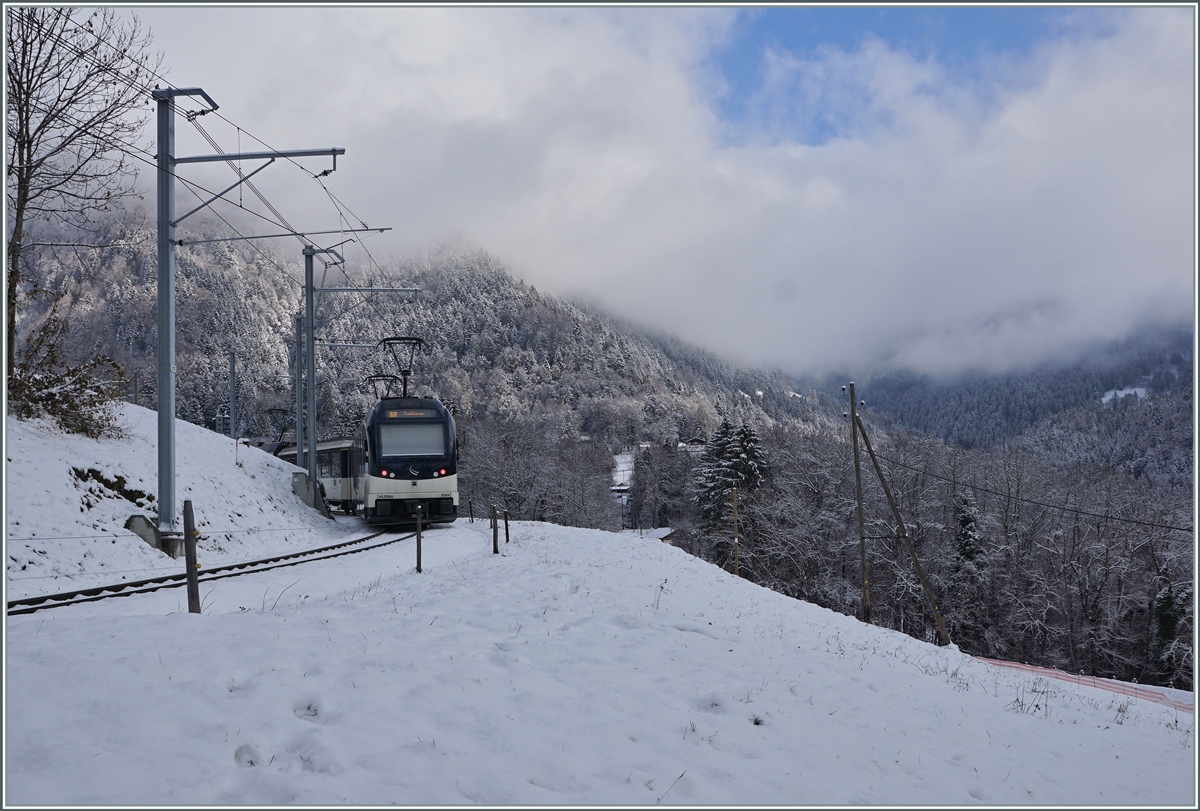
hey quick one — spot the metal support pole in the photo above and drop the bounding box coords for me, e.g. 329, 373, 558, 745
294, 314, 304, 469
855, 414, 952, 647
850, 382, 870, 624
155, 92, 177, 531
491, 505, 499, 554
415, 504, 423, 573
152, 89, 352, 531
304, 247, 318, 486
504, 510, 510, 544
183, 500, 200, 614
228, 350, 237, 439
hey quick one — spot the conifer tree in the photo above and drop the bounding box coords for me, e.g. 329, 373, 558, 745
693, 419, 767, 531
954, 494, 983, 563
732, 423, 767, 490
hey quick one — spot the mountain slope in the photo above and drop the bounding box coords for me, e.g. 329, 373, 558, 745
855, 325, 1193, 450
32, 226, 833, 449
3, 408, 1195, 805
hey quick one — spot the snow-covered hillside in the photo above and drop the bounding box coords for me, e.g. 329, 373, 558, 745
4, 407, 1196, 805
5, 405, 362, 602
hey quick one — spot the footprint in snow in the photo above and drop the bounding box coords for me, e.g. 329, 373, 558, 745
234, 743, 264, 768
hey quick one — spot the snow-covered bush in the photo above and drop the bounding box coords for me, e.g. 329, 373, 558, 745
8, 305, 126, 438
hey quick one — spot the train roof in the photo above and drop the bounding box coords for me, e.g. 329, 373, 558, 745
275, 437, 354, 458
371, 396, 452, 414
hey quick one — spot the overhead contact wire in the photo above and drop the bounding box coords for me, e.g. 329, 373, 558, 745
866, 447, 1193, 533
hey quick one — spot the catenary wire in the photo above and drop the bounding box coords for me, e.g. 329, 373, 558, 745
38, 13, 337, 247
863, 445, 1193, 534
41, 11, 409, 336
50, 10, 406, 318
15, 92, 399, 441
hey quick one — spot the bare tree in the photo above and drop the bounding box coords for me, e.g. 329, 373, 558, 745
6, 6, 160, 377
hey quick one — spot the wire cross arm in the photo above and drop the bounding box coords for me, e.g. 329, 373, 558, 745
171, 157, 275, 226
175, 226, 391, 247
173, 147, 344, 165
151, 86, 218, 111
316, 287, 419, 293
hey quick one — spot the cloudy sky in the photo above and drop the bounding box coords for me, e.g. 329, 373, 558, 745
133, 5, 1195, 377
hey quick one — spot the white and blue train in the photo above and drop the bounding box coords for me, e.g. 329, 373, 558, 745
350, 396, 458, 525
276, 398, 458, 525
276, 438, 355, 513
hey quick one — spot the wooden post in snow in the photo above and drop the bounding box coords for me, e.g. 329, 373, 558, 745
183, 500, 201, 614
415, 504, 423, 573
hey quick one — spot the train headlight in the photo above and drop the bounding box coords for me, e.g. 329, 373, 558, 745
440, 468, 447, 475
381, 469, 388, 477
390, 472, 396, 478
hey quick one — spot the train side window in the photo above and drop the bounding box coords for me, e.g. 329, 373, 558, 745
318, 450, 344, 478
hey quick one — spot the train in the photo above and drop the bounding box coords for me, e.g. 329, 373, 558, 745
351, 395, 459, 525
277, 396, 459, 526
276, 438, 355, 512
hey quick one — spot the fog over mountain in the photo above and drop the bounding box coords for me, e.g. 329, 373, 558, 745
131, 5, 1194, 379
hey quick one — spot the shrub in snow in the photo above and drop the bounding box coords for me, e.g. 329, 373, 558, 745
8, 306, 126, 438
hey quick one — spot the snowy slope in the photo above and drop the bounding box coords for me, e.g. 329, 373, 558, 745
5, 405, 362, 602
1101, 386, 1148, 404
3, 408, 1196, 806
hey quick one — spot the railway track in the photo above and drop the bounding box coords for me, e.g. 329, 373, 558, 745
6, 528, 416, 616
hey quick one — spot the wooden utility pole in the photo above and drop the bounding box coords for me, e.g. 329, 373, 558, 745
850, 382, 870, 623
855, 413, 952, 647
732, 487, 740, 577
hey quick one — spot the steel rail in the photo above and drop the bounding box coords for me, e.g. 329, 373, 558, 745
8, 531, 417, 616
6, 528, 400, 614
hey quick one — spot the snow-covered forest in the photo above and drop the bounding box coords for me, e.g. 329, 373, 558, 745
10, 209, 1192, 692
858, 328, 1193, 455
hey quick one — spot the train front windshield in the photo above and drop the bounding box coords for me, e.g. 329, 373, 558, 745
378, 423, 446, 457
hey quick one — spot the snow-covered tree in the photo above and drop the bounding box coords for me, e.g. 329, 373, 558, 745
694, 420, 767, 516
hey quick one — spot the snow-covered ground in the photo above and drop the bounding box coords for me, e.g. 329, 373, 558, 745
613, 450, 635, 488
1101, 386, 1148, 404
4, 406, 1197, 805
5, 404, 365, 602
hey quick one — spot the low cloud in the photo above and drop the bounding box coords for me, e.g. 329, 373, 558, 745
141, 6, 1194, 377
